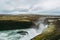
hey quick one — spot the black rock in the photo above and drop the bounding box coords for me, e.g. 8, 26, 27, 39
17, 31, 28, 35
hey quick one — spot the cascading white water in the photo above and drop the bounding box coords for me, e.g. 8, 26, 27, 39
0, 17, 48, 40
30, 17, 48, 38
36, 23, 48, 35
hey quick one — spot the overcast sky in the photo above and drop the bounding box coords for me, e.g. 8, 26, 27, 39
0, 0, 60, 15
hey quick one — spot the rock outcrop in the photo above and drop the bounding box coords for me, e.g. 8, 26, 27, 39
17, 31, 28, 35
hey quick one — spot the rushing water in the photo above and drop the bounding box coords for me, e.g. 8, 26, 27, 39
0, 28, 37, 40
0, 18, 48, 40
0, 25, 48, 40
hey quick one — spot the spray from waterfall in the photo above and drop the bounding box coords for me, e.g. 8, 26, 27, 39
34, 17, 48, 35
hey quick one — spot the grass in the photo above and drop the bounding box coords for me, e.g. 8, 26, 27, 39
32, 20, 60, 40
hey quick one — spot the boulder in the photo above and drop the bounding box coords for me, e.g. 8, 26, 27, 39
17, 31, 28, 35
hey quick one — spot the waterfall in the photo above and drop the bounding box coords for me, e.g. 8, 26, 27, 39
20, 17, 48, 40
0, 17, 48, 40
30, 17, 48, 37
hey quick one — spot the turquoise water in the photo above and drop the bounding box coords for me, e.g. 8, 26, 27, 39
0, 28, 37, 40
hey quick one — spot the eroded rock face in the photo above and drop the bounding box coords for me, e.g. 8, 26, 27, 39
0, 20, 34, 30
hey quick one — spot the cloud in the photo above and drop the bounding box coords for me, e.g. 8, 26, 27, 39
0, 0, 60, 15
31, 0, 60, 12
0, 0, 31, 10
